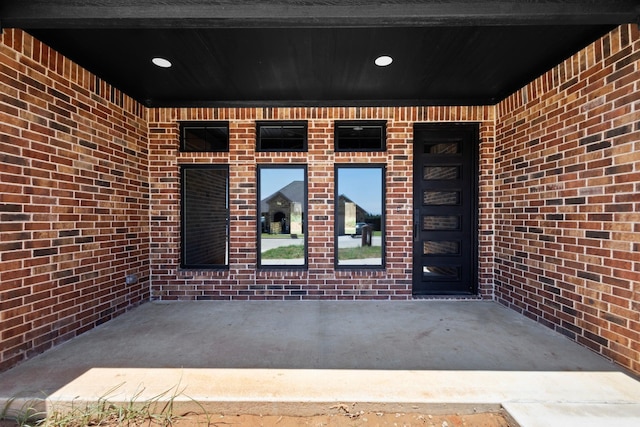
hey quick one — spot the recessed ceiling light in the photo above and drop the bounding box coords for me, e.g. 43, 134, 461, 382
152, 57, 172, 68
375, 55, 393, 67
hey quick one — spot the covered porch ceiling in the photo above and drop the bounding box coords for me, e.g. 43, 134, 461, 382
1, 0, 638, 108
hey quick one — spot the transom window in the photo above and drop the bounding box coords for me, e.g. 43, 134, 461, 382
179, 121, 229, 152
256, 121, 307, 151
335, 120, 386, 151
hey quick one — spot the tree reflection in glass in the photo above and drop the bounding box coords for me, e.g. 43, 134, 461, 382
258, 166, 307, 267
336, 166, 384, 267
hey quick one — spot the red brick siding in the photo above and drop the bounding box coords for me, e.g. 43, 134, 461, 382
148, 107, 495, 301
9, 23, 638, 377
0, 30, 150, 372
495, 24, 640, 373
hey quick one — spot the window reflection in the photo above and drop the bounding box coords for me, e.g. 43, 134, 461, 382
336, 166, 384, 267
258, 166, 307, 267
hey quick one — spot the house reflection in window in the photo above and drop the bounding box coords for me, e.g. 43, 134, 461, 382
258, 166, 307, 267
335, 165, 385, 268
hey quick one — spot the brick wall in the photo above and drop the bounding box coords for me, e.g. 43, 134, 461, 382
495, 24, 640, 373
148, 107, 495, 301
0, 30, 150, 372
8, 22, 637, 376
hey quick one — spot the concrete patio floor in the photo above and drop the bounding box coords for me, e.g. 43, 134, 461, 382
1, 300, 639, 426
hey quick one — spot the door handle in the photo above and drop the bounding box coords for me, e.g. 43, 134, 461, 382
414, 209, 419, 242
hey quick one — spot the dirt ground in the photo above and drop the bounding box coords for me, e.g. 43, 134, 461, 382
2, 410, 513, 426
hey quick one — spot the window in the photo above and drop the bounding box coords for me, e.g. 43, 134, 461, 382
181, 165, 229, 268
180, 121, 229, 152
335, 121, 386, 151
258, 165, 307, 268
256, 121, 307, 151
335, 165, 385, 268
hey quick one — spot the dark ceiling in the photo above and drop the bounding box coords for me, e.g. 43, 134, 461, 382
2, 1, 639, 108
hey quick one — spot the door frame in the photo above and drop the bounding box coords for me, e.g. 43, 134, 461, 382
412, 122, 480, 296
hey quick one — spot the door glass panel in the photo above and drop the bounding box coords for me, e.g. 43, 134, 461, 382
258, 166, 306, 267
336, 166, 384, 267
423, 215, 460, 231
423, 241, 460, 255
423, 191, 460, 205
423, 166, 460, 180
424, 142, 460, 154
422, 266, 460, 279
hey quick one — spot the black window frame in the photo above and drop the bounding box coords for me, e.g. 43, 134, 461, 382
256, 120, 308, 152
180, 164, 229, 269
257, 164, 308, 269
179, 121, 230, 152
334, 163, 386, 269
334, 120, 387, 152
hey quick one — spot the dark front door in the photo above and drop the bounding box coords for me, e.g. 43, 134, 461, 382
413, 123, 478, 295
